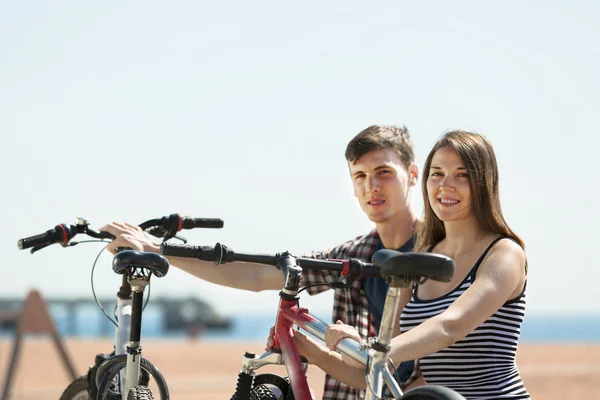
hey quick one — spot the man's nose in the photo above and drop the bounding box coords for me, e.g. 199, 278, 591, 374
367, 176, 380, 193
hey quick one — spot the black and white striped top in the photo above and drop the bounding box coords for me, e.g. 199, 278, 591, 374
400, 237, 530, 399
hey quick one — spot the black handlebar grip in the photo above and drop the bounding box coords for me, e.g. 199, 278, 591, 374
181, 218, 224, 229
17, 226, 65, 250
160, 242, 220, 262
361, 264, 382, 278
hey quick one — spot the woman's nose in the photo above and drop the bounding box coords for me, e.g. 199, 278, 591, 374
440, 176, 455, 190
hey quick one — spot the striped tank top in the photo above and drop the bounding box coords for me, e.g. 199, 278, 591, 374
400, 237, 530, 399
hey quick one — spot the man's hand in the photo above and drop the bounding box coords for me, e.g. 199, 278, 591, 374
100, 222, 159, 255
265, 325, 329, 365
265, 325, 277, 352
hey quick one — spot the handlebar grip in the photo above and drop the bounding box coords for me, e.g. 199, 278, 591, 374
17, 226, 66, 250
361, 264, 382, 278
181, 217, 224, 229
160, 242, 220, 262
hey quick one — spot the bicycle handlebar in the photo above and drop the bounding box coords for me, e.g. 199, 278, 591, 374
17, 219, 114, 251
17, 214, 224, 253
18, 225, 73, 249
159, 242, 382, 278
139, 215, 224, 231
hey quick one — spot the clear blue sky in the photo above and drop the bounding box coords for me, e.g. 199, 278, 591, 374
1, 1, 598, 317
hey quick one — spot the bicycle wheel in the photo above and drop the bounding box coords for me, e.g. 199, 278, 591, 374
127, 385, 154, 400
250, 384, 278, 400
59, 375, 91, 400
95, 355, 169, 400
88, 352, 150, 400
252, 373, 292, 399
401, 385, 466, 400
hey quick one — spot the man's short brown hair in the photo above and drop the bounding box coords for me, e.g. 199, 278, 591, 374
345, 125, 414, 168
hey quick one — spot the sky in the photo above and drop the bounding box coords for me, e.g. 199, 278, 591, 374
1, 1, 598, 319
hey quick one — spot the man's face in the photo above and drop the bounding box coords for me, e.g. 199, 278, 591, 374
349, 148, 417, 224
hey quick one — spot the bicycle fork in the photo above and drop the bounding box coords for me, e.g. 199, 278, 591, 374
115, 295, 133, 399
231, 350, 309, 399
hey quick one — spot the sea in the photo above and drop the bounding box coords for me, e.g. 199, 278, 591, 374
3, 305, 598, 342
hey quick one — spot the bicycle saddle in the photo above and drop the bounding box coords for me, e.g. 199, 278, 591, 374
112, 250, 170, 278
372, 249, 454, 282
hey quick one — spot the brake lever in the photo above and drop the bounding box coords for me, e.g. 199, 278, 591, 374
30, 244, 50, 254
173, 234, 187, 243
86, 228, 115, 241
146, 227, 167, 238
162, 234, 188, 244
329, 259, 364, 289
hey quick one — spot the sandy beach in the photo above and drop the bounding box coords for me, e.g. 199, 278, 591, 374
1, 338, 598, 399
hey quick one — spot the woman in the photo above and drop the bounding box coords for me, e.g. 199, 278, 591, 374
271, 131, 530, 399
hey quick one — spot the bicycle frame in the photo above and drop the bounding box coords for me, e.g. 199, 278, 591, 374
101, 272, 146, 400
18, 214, 223, 400
159, 240, 458, 400
239, 258, 407, 400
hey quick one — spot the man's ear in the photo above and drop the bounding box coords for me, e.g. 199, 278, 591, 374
408, 163, 419, 186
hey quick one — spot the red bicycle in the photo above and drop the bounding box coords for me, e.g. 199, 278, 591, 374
161, 242, 466, 400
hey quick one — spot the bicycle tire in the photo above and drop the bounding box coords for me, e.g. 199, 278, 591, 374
250, 384, 278, 400
59, 375, 91, 400
401, 385, 466, 400
89, 352, 150, 400
252, 373, 292, 399
96, 356, 169, 400
127, 385, 155, 400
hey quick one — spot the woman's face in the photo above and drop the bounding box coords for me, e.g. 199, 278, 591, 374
426, 147, 473, 222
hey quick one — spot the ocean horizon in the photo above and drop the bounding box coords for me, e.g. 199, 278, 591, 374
169, 312, 600, 343
2, 307, 598, 343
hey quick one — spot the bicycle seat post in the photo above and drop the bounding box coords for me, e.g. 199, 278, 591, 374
123, 273, 149, 395
112, 249, 169, 397
366, 277, 411, 400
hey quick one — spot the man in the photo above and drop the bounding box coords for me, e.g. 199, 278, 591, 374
101, 125, 420, 399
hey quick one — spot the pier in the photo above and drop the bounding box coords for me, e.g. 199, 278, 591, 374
0, 295, 232, 337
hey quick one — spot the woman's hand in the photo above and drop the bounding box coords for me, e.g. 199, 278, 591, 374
325, 320, 361, 351
324, 320, 364, 368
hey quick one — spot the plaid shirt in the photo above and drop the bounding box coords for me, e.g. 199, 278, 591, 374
302, 229, 382, 400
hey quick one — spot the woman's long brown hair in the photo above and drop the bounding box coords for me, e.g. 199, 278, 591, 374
415, 130, 524, 252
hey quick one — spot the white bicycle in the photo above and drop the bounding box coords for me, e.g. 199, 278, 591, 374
17, 213, 223, 400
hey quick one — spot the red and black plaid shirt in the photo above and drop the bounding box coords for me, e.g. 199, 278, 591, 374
302, 229, 382, 400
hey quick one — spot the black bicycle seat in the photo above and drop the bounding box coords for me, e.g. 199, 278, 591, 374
372, 249, 454, 282
112, 250, 170, 278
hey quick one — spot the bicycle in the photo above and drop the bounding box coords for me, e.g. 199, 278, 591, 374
160, 242, 467, 400
17, 213, 224, 400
